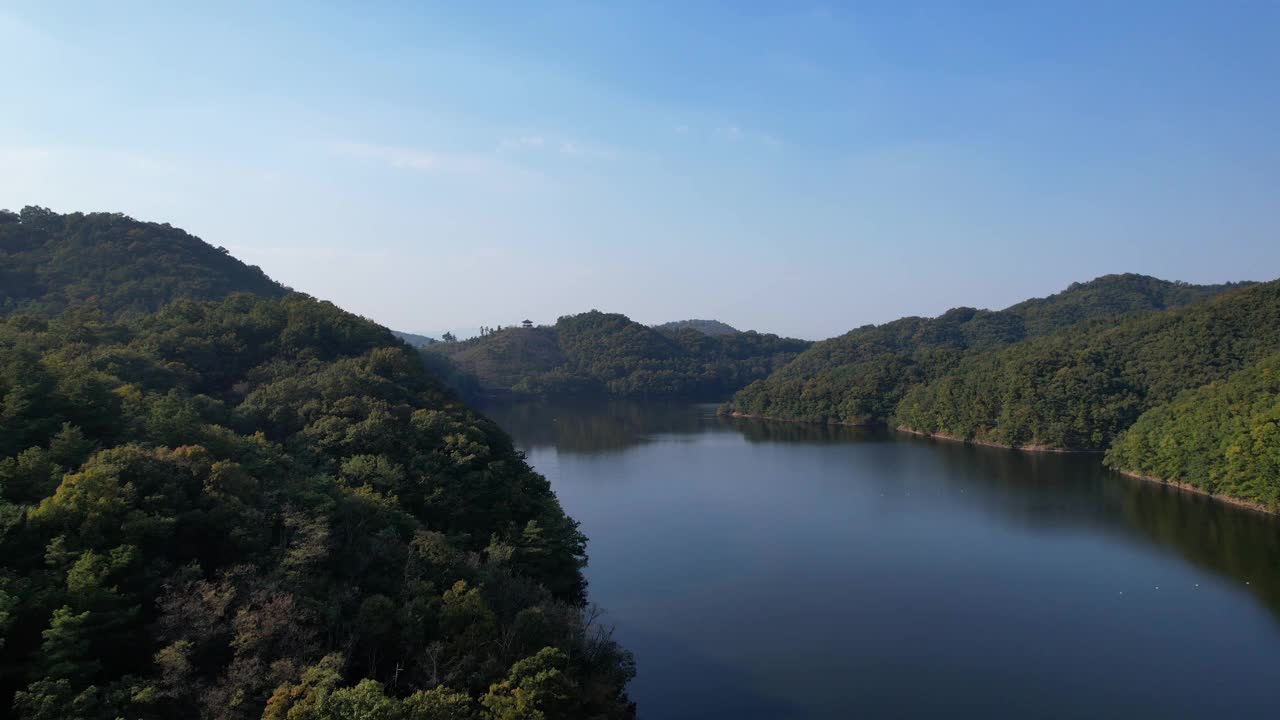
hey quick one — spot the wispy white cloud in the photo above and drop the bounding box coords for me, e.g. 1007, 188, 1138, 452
497, 134, 546, 151
497, 133, 616, 160
332, 141, 477, 173
330, 129, 618, 190
554, 139, 616, 160
713, 124, 782, 148
716, 125, 745, 141
667, 121, 784, 148
329, 140, 543, 188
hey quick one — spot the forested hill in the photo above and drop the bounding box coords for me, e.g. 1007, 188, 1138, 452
0, 207, 287, 319
0, 211, 637, 718
728, 274, 1250, 425
895, 279, 1280, 510
425, 311, 810, 399
896, 279, 1280, 451
1005, 273, 1249, 336
1104, 353, 1280, 509
653, 319, 739, 336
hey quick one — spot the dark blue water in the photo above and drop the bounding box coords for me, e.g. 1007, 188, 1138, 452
483, 401, 1280, 719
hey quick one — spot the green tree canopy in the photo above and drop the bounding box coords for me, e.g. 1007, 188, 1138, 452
0, 261, 634, 716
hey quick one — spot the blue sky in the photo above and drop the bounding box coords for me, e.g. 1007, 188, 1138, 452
2, 1, 1277, 339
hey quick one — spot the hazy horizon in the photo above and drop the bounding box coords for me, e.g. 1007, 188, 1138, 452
3, 2, 1277, 338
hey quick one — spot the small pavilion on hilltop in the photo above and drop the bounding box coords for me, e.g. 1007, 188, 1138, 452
522, 319, 533, 329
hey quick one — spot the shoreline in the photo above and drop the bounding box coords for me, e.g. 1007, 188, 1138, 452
729, 411, 1275, 516
725, 410, 877, 427
891, 426, 1103, 454
898, 428, 1276, 514
1114, 469, 1277, 516
726, 412, 1098, 453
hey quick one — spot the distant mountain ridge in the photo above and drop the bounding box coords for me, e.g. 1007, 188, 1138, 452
426, 310, 809, 399
654, 319, 739, 336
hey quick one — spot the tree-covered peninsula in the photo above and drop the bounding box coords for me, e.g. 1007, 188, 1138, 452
725, 273, 1280, 511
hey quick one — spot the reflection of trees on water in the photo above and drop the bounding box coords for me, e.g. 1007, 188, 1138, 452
1112, 476, 1280, 616
486, 400, 1280, 619
882, 433, 1280, 619
480, 399, 712, 455
724, 416, 889, 445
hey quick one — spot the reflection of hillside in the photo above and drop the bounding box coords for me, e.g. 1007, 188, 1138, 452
481, 399, 711, 455
1113, 476, 1280, 615
897, 434, 1280, 617
488, 399, 1280, 618
723, 416, 888, 445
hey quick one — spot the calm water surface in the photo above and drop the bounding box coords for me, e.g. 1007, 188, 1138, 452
482, 400, 1280, 719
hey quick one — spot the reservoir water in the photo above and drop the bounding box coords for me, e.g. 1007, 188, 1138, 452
482, 400, 1280, 719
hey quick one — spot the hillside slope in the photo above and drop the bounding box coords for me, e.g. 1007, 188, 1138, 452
441, 326, 568, 391
728, 274, 1249, 425
0, 211, 636, 718
1104, 353, 1280, 510
896, 280, 1279, 450
0, 206, 286, 318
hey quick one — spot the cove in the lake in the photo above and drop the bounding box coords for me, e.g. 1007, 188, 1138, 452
482, 400, 1280, 720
